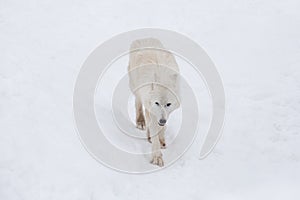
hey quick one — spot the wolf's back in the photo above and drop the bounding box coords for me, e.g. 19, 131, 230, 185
129, 38, 179, 71
128, 38, 179, 95
130, 38, 164, 50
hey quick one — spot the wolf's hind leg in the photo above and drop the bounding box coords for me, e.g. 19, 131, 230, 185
135, 96, 145, 130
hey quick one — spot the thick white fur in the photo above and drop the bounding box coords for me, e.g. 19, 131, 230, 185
128, 38, 180, 167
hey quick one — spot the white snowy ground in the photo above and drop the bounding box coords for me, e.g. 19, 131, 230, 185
1, 0, 300, 199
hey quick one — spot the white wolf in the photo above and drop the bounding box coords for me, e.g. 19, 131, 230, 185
128, 38, 180, 167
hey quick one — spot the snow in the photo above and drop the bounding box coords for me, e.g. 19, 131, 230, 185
1, 0, 300, 199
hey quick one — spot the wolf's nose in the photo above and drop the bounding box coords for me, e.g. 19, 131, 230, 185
159, 119, 166, 125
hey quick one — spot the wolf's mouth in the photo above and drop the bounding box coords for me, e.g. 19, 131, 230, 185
158, 122, 165, 126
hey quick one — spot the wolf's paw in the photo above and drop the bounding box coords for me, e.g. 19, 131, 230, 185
147, 136, 152, 143
151, 152, 164, 167
136, 120, 145, 130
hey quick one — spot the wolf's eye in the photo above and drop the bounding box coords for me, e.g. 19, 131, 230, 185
155, 102, 159, 106
166, 103, 171, 107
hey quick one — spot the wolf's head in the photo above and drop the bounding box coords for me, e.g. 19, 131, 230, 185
144, 84, 180, 126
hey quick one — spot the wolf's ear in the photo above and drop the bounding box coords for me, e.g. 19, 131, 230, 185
170, 73, 178, 87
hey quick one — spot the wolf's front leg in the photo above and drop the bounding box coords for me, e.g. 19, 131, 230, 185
150, 133, 164, 167
159, 126, 166, 149
135, 96, 145, 130
146, 110, 164, 167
